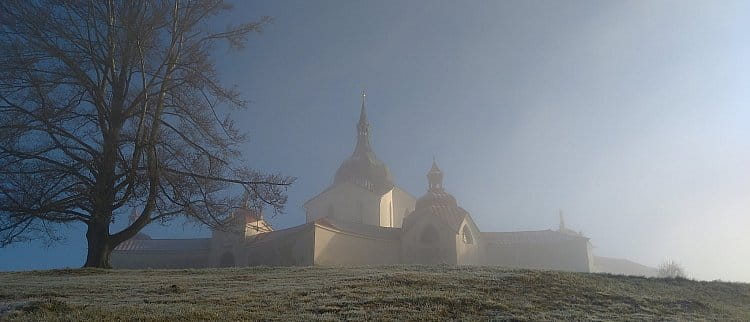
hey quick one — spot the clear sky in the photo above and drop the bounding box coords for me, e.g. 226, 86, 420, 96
2, 0, 749, 282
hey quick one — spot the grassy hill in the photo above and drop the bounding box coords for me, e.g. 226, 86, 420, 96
0, 266, 748, 321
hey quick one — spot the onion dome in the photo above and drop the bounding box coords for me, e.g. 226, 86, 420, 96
333, 91, 394, 194
415, 159, 458, 210
404, 159, 467, 232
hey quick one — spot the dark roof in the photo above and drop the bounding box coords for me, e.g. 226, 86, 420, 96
482, 230, 588, 245
114, 238, 211, 252
315, 217, 401, 240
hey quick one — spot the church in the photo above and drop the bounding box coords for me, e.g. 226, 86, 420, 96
112, 92, 596, 272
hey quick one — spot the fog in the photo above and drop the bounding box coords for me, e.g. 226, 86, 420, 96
2, 1, 749, 282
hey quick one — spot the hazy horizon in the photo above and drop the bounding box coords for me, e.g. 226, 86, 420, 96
1, 0, 748, 283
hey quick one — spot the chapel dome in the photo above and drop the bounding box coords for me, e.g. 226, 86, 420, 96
414, 160, 458, 210
415, 189, 458, 210
403, 160, 467, 232
334, 152, 394, 193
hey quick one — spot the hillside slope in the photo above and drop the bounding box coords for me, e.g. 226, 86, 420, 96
0, 266, 748, 321
594, 255, 659, 277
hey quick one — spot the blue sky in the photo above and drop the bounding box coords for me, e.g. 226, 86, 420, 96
2, 0, 749, 282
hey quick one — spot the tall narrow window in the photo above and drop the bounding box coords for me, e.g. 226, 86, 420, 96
461, 225, 474, 244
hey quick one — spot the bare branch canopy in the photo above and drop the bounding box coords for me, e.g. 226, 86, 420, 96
0, 0, 294, 268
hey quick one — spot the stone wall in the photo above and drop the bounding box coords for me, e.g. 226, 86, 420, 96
484, 239, 592, 272
313, 225, 401, 265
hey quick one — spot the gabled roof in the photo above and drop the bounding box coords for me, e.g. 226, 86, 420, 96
304, 181, 412, 208
482, 230, 589, 245
303, 181, 376, 208
114, 238, 211, 252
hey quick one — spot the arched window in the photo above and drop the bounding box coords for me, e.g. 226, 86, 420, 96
461, 225, 474, 244
420, 225, 439, 243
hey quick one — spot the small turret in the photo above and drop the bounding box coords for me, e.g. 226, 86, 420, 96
427, 158, 444, 191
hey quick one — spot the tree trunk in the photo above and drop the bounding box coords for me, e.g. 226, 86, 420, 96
83, 221, 113, 268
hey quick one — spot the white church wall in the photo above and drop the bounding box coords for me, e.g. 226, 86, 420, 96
390, 187, 416, 228
379, 190, 394, 227
484, 239, 592, 272
313, 225, 400, 265
304, 182, 381, 225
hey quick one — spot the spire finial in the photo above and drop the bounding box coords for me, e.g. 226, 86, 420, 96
354, 89, 371, 152
358, 89, 368, 126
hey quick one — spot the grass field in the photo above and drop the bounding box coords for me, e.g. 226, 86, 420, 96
1, 266, 748, 321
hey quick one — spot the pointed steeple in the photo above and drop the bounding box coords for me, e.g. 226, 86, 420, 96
353, 90, 372, 157
427, 157, 444, 191
333, 90, 394, 193
357, 90, 369, 137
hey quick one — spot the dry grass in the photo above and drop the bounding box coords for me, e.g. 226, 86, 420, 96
0, 266, 748, 321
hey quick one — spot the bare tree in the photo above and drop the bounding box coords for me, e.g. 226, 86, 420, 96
658, 259, 686, 279
0, 0, 294, 268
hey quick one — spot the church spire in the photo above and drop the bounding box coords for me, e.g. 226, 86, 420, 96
333, 90, 394, 193
358, 89, 368, 132
353, 90, 372, 157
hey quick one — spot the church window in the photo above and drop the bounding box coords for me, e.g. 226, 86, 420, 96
420, 225, 439, 243
462, 225, 474, 244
